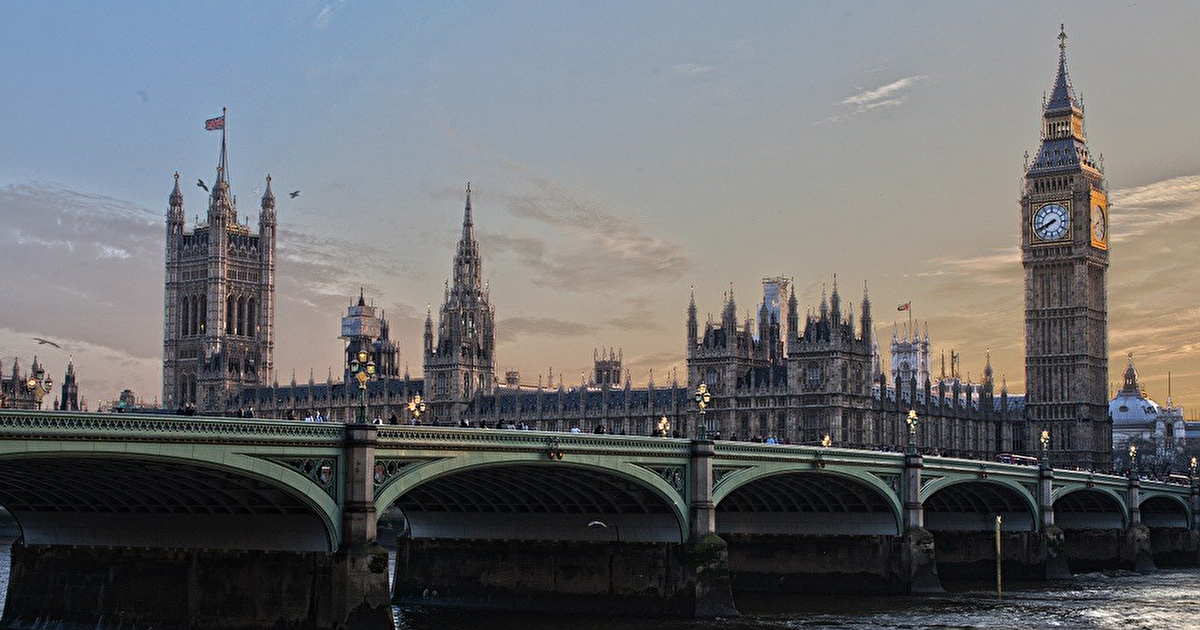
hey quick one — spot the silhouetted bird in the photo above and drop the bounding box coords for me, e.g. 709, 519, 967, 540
197, 179, 209, 192
32, 337, 61, 349
289, 190, 300, 198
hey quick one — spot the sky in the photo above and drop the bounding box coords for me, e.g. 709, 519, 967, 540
1, 1, 1199, 413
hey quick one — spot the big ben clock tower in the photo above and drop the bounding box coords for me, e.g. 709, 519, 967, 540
1021, 26, 1111, 470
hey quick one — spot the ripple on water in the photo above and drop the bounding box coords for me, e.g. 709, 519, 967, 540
2, 548, 1197, 629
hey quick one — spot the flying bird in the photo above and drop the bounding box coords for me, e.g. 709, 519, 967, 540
32, 337, 62, 349
197, 178, 209, 192
289, 190, 300, 199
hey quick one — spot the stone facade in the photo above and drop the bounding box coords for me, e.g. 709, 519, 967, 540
0, 355, 42, 410
685, 281, 1025, 458
1021, 28, 1112, 470
162, 125, 276, 412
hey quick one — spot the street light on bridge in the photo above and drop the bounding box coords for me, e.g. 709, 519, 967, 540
407, 395, 427, 424
1040, 430, 1051, 468
694, 383, 712, 440
905, 409, 919, 454
25, 364, 53, 410
348, 349, 375, 424
657, 415, 670, 437
1128, 443, 1138, 478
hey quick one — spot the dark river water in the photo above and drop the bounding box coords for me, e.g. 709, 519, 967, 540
2, 540, 1197, 629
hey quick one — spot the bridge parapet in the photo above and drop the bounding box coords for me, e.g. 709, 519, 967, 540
0, 409, 346, 445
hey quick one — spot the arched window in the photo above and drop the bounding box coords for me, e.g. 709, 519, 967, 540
198, 295, 207, 333
237, 296, 246, 336
187, 296, 196, 336
247, 298, 256, 337
226, 295, 235, 334
180, 297, 188, 336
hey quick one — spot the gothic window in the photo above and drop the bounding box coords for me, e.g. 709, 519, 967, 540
189, 296, 198, 336
247, 298, 256, 337
807, 363, 821, 389
463, 374, 471, 397
235, 296, 244, 336
705, 370, 718, 388
179, 297, 187, 336
226, 295, 235, 334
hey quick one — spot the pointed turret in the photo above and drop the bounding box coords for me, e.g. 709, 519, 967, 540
786, 280, 799, 338
722, 284, 737, 330
423, 304, 434, 356
860, 280, 872, 340
261, 174, 275, 210
819, 284, 828, 321
687, 286, 698, 347
1120, 352, 1140, 395
169, 171, 185, 219
829, 274, 841, 324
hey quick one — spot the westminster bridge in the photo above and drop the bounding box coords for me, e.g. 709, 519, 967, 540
1, 410, 1197, 629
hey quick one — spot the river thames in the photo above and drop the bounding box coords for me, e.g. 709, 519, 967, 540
4, 538, 1195, 630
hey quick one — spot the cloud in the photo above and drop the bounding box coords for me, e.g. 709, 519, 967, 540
823, 75, 928, 122
313, 5, 332, 29
671, 63, 717, 77
482, 172, 692, 295
1109, 174, 1200, 242
495, 316, 598, 344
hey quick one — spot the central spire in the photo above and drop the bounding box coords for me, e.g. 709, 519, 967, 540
1046, 25, 1079, 114
452, 182, 483, 291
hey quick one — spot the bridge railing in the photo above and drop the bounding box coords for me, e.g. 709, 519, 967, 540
376, 425, 693, 457
0, 409, 347, 444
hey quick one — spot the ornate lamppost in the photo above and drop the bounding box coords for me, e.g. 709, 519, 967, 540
821, 434, 832, 448
1040, 430, 1051, 468
1128, 443, 1138, 479
25, 363, 53, 410
1190, 456, 1197, 480
348, 349, 375, 424
694, 383, 712, 440
407, 395, 427, 424
905, 409, 919, 455
657, 415, 670, 437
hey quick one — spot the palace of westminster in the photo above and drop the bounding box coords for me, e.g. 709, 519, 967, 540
10, 29, 1190, 471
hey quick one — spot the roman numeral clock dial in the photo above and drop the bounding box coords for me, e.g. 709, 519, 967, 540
1034, 202, 1070, 242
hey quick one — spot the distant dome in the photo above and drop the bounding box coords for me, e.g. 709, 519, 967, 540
1109, 355, 1161, 426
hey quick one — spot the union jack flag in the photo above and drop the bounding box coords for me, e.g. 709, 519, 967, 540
897, 301, 911, 312
204, 115, 225, 131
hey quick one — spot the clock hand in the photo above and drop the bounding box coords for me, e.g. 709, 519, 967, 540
1038, 218, 1058, 231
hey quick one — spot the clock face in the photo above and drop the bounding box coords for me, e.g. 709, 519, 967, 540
1034, 202, 1070, 241
1091, 204, 1107, 243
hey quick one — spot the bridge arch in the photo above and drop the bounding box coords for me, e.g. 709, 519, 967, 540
373, 452, 688, 543
0, 445, 341, 551
713, 467, 902, 536
921, 477, 1037, 531
1141, 493, 1190, 529
1052, 487, 1128, 530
